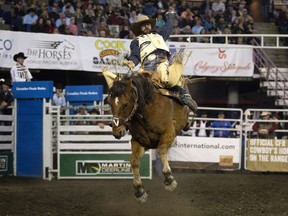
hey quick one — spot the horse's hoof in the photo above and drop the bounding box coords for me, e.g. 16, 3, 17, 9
136, 192, 148, 204
164, 179, 177, 192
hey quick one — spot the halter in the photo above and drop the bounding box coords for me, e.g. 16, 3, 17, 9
112, 83, 139, 127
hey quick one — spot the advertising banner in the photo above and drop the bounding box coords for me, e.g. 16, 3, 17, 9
79, 37, 130, 73
167, 42, 254, 77
65, 85, 103, 101
59, 152, 152, 179
246, 139, 288, 172
0, 30, 254, 77
12, 81, 54, 98
0, 31, 82, 70
168, 136, 241, 170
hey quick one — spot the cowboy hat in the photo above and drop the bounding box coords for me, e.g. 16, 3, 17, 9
0, 79, 12, 87
131, 15, 156, 36
260, 111, 271, 116
13, 52, 28, 62
244, 110, 251, 116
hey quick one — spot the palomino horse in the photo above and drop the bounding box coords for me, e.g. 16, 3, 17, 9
105, 69, 191, 203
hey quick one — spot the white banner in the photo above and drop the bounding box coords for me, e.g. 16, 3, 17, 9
79, 36, 130, 73
168, 136, 241, 163
0, 30, 254, 77
0, 31, 82, 70
167, 42, 254, 77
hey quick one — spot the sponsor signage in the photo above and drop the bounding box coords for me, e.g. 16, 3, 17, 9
246, 139, 288, 172
76, 160, 131, 175
12, 81, 53, 98
59, 152, 151, 179
169, 136, 241, 170
0, 30, 254, 77
65, 85, 103, 101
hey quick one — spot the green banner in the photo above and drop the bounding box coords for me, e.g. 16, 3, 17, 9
59, 152, 151, 179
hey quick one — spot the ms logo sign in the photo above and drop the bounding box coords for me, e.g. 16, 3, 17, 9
76, 160, 131, 176
77, 161, 101, 175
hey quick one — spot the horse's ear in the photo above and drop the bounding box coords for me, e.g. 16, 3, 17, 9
130, 79, 138, 101
102, 66, 117, 88
141, 71, 152, 78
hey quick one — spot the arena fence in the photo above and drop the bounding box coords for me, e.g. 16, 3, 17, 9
1, 105, 288, 179
243, 109, 288, 172
49, 106, 152, 180
0, 107, 14, 175
168, 107, 243, 171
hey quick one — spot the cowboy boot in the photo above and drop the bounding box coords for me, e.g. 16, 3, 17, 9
181, 93, 198, 113
170, 86, 198, 113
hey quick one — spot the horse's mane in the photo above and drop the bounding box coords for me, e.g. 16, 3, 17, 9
109, 73, 155, 113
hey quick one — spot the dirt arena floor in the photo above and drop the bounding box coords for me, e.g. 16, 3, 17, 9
1, 170, 288, 216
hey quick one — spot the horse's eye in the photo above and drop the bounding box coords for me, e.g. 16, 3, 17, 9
123, 103, 128, 109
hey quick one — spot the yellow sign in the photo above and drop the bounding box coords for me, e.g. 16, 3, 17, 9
94, 40, 126, 51
246, 139, 288, 172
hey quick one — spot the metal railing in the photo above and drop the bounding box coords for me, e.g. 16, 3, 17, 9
252, 40, 288, 107
169, 34, 288, 49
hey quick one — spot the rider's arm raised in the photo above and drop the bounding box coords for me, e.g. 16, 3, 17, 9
160, 10, 176, 41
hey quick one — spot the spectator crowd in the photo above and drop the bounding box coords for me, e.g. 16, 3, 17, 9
0, 0, 286, 45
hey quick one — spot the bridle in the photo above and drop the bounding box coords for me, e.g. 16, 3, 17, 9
112, 83, 139, 127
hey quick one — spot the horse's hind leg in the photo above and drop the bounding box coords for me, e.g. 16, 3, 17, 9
130, 140, 147, 203
158, 133, 177, 192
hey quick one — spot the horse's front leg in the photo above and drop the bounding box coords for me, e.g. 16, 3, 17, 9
130, 140, 147, 203
158, 127, 177, 192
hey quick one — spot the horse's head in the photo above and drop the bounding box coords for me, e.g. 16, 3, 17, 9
107, 75, 138, 139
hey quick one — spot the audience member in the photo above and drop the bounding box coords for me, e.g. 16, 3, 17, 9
58, 18, 68, 34
69, 16, 78, 35
45, 19, 56, 33
212, 0, 225, 14
210, 111, 232, 138
0, 80, 13, 115
89, 108, 105, 129
129, 10, 139, 25
272, 113, 283, 139
83, 9, 97, 33
192, 17, 204, 34
143, 0, 157, 18
5, 0, 256, 43
52, 83, 66, 107
252, 111, 277, 139
55, 12, 70, 28
10, 52, 33, 83
23, 8, 38, 32
107, 8, 125, 27
155, 13, 165, 31
195, 111, 211, 137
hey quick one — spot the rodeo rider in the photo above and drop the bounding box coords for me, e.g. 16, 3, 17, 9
125, 7, 198, 113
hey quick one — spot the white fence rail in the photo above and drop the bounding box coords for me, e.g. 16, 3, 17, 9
0, 107, 14, 150
169, 34, 288, 49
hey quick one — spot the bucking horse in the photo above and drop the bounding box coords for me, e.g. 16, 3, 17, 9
102, 53, 192, 203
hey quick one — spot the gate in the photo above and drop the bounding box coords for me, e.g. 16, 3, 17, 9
48, 106, 152, 180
